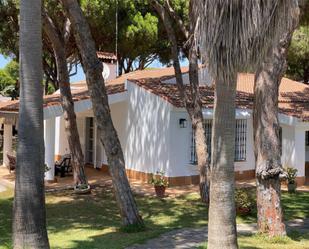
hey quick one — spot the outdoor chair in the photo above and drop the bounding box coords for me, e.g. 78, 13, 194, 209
55, 154, 72, 177
6, 154, 16, 173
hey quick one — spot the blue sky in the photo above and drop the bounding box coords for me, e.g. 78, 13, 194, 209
0, 55, 10, 68
1, 54, 188, 82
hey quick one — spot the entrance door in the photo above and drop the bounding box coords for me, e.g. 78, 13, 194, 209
85, 117, 94, 164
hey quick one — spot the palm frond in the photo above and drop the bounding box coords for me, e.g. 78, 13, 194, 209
193, 0, 299, 82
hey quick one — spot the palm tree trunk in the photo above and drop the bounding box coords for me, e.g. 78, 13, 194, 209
208, 75, 238, 249
13, 0, 50, 248
42, 13, 88, 186
60, 0, 143, 226
253, 11, 299, 235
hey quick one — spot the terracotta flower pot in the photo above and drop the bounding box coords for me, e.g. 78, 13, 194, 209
236, 206, 251, 215
154, 185, 166, 198
288, 183, 297, 193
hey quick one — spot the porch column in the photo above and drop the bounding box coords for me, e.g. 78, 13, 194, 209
44, 117, 55, 181
3, 124, 13, 167
292, 128, 305, 184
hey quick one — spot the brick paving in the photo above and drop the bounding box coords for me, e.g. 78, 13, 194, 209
1, 165, 309, 195
126, 219, 309, 249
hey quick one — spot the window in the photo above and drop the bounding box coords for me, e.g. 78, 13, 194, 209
85, 117, 94, 164
234, 119, 247, 161
190, 119, 247, 164
190, 120, 212, 164
306, 131, 309, 146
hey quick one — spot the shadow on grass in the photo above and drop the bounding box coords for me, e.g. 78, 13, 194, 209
1, 187, 309, 249
1, 187, 208, 249
198, 232, 309, 249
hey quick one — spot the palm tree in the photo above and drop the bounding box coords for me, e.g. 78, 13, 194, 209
12, 0, 50, 248
60, 0, 143, 227
253, 4, 299, 236
194, 0, 298, 248
42, 11, 88, 187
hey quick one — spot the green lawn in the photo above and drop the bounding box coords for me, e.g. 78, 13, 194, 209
0, 187, 309, 249
199, 232, 309, 249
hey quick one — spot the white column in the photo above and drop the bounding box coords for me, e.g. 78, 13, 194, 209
44, 118, 55, 181
3, 124, 13, 167
292, 128, 305, 177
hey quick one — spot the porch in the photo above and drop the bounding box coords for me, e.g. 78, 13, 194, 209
0, 88, 128, 182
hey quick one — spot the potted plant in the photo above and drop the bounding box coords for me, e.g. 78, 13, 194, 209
74, 183, 91, 194
150, 171, 168, 198
235, 188, 254, 215
286, 167, 298, 193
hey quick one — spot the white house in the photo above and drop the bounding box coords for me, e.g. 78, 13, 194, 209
0, 66, 309, 186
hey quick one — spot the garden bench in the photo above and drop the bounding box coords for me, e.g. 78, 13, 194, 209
6, 154, 16, 173
55, 154, 72, 177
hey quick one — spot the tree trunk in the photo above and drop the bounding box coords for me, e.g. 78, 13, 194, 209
13, 0, 50, 248
42, 13, 88, 186
253, 7, 299, 236
253, 13, 298, 235
254, 53, 286, 237
61, 0, 143, 226
152, 0, 209, 203
189, 44, 209, 204
208, 75, 238, 249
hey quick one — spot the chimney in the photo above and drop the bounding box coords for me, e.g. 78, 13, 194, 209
97, 52, 118, 81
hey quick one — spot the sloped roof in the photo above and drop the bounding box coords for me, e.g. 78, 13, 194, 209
0, 83, 125, 113
96, 51, 117, 61
1, 67, 309, 121
132, 72, 309, 121
72, 67, 189, 87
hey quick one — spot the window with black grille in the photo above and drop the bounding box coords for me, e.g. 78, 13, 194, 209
190, 119, 247, 164
306, 131, 309, 146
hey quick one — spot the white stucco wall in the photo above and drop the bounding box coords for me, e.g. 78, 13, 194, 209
124, 81, 172, 176
281, 124, 295, 168
50, 80, 308, 180
168, 110, 255, 177
168, 111, 196, 177
55, 113, 89, 158
281, 124, 306, 177
95, 101, 129, 167
55, 116, 69, 156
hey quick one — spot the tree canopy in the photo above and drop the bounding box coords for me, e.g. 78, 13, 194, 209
286, 2, 309, 83
0, 60, 18, 98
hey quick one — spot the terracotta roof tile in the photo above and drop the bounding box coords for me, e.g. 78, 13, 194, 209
96, 51, 117, 61
1, 67, 309, 121
130, 72, 309, 121
0, 83, 125, 112
72, 67, 189, 87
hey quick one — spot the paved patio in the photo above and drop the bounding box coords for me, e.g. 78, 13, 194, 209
126, 219, 309, 249
1, 165, 309, 196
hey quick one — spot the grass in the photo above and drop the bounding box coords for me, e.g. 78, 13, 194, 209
0, 187, 208, 249
0, 186, 309, 249
236, 188, 309, 224
199, 231, 309, 249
